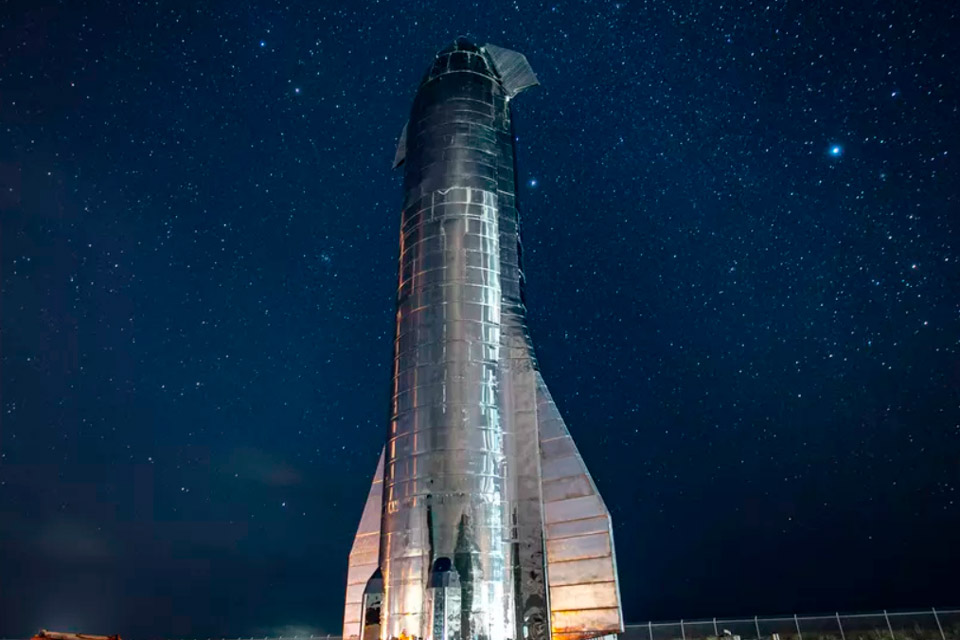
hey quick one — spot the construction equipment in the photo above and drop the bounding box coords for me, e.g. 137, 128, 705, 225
32, 630, 121, 640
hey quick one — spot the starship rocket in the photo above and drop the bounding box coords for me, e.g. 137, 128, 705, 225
342, 39, 623, 640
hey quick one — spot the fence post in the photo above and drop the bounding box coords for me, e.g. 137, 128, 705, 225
714, 618, 719, 637
649, 621, 654, 640
883, 610, 895, 640
794, 614, 803, 640
682, 620, 687, 640
836, 613, 846, 640
932, 608, 946, 640
755, 616, 761, 640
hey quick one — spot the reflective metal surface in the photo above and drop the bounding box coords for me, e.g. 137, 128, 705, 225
537, 376, 623, 640
385, 39, 512, 640
342, 38, 622, 640
344, 450, 385, 640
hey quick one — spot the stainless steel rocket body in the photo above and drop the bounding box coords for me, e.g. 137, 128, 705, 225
343, 40, 623, 640
384, 42, 512, 640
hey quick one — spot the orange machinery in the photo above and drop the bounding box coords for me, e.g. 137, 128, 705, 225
32, 630, 121, 640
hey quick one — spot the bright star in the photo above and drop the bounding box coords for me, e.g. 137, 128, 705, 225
829, 145, 842, 157
528, 178, 538, 187
260, 40, 266, 47
294, 87, 301, 95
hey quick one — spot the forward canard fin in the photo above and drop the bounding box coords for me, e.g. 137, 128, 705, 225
393, 121, 408, 169
483, 44, 539, 97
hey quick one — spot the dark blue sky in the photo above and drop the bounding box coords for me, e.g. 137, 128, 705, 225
1, 0, 958, 637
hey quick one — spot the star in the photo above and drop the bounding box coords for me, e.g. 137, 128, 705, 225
829, 145, 843, 157
528, 178, 538, 187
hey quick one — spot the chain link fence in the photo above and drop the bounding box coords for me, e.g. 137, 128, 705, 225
622, 609, 960, 640
3, 609, 957, 640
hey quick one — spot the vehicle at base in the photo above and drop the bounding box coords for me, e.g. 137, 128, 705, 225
32, 629, 121, 640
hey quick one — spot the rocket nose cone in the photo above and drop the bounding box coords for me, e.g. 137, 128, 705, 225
454, 35, 479, 49
423, 37, 496, 84
437, 36, 480, 55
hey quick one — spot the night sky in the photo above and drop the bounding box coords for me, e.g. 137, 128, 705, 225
2, 0, 959, 637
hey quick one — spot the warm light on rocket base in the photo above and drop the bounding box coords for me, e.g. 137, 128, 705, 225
342, 39, 623, 640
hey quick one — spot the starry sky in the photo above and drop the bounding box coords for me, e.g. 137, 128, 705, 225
2, 0, 959, 637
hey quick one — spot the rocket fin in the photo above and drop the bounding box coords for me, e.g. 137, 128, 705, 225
536, 374, 623, 640
342, 448, 385, 640
392, 121, 408, 169
501, 346, 550, 640
483, 44, 539, 97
